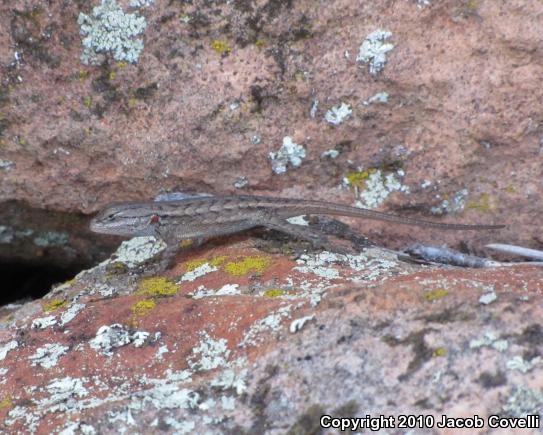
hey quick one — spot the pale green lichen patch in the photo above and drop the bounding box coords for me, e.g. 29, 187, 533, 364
33, 231, 69, 247
348, 169, 409, 209
78, 0, 149, 65
112, 236, 166, 267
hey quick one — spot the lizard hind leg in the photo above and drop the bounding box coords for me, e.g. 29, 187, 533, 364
261, 218, 351, 253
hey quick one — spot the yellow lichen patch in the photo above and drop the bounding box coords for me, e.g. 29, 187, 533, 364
345, 169, 377, 188
224, 256, 271, 277
254, 39, 266, 49
108, 71, 116, 80
211, 39, 232, 55
83, 95, 92, 108
131, 299, 156, 317
184, 255, 228, 272
432, 347, 447, 357
466, 193, 494, 213
138, 277, 178, 297
465, 0, 478, 11
424, 288, 450, 302
43, 299, 67, 313
179, 239, 194, 248
0, 397, 13, 409
116, 61, 128, 69
504, 185, 515, 194
78, 69, 88, 81
263, 289, 286, 298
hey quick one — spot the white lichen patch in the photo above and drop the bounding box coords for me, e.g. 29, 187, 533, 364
59, 422, 97, 435
295, 249, 399, 285
431, 189, 468, 215
60, 303, 86, 326
210, 365, 248, 395
356, 30, 394, 75
320, 149, 339, 158
5, 406, 40, 430
324, 102, 352, 126
89, 324, 156, 356
35, 377, 89, 412
189, 332, 230, 371
78, 0, 148, 65
0, 340, 18, 360
289, 314, 315, 333
349, 170, 409, 209
179, 262, 219, 282
239, 305, 292, 347
479, 290, 497, 305
286, 215, 309, 226
0, 159, 15, 170
469, 331, 509, 352
31, 315, 57, 329
269, 136, 306, 174
295, 252, 341, 279
502, 386, 543, 418
362, 91, 389, 105
161, 417, 195, 434
190, 283, 240, 299
507, 356, 543, 373
29, 343, 69, 368
111, 236, 166, 268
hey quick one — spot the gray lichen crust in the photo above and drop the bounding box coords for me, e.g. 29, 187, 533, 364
78, 0, 147, 65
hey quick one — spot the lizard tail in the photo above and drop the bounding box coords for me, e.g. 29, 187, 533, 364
273, 202, 504, 231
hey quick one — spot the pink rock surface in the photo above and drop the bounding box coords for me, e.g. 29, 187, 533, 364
0, 238, 542, 433
0, 0, 540, 252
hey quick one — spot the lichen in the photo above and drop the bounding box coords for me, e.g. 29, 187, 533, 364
42, 299, 67, 313
356, 30, 394, 75
184, 255, 228, 272
269, 136, 306, 174
466, 193, 493, 213
432, 347, 447, 357
263, 289, 286, 298
138, 277, 178, 297
324, 102, 352, 126
211, 39, 232, 55
78, 0, 148, 65
224, 256, 271, 276
0, 397, 13, 409
344, 169, 375, 188
424, 288, 450, 302
131, 299, 156, 317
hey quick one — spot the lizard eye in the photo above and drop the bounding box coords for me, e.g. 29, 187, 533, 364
149, 214, 160, 224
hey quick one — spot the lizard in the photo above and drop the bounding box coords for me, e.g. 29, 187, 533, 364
90, 195, 504, 269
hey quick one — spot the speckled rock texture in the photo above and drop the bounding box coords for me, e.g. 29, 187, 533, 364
0, 0, 541, 253
0, 237, 542, 433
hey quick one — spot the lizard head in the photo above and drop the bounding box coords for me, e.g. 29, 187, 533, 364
90, 202, 157, 237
